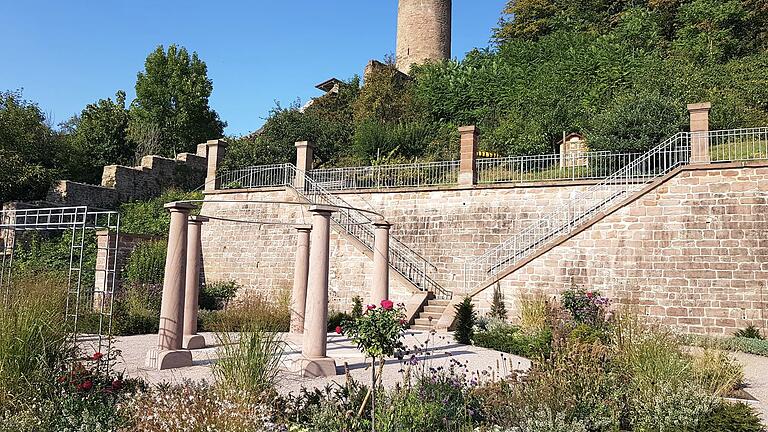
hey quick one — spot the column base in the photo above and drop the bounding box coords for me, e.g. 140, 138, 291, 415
182, 334, 206, 350
290, 356, 338, 378
145, 348, 193, 370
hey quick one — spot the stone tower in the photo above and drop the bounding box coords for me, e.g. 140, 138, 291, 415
395, 0, 452, 74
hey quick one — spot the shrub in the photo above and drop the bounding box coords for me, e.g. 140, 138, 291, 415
200, 291, 290, 333
735, 325, 764, 340
328, 310, 353, 332
560, 287, 610, 326
454, 297, 476, 345
489, 283, 508, 321
214, 324, 286, 397
473, 322, 552, 359
698, 401, 766, 432
518, 294, 552, 334
683, 334, 768, 357
199, 280, 240, 311
122, 240, 166, 286
112, 283, 162, 335
692, 349, 744, 397
342, 300, 407, 360
351, 295, 364, 319
119, 189, 202, 236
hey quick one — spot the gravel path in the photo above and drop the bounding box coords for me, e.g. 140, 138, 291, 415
730, 351, 768, 423
111, 331, 531, 394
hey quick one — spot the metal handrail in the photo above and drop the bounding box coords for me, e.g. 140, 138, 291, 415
463, 132, 693, 292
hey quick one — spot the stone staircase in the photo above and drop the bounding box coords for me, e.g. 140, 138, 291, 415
411, 297, 451, 331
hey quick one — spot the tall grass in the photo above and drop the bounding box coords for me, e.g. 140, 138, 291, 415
213, 323, 285, 397
202, 290, 291, 333
0, 273, 71, 411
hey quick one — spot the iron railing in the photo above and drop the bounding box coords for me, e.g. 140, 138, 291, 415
463, 132, 692, 292
289, 165, 451, 299
309, 160, 460, 191
218, 164, 293, 189
709, 127, 768, 162
477, 151, 642, 184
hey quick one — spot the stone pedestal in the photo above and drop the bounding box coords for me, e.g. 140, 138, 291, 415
182, 216, 208, 350
145, 202, 195, 370
294, 141, 315, 190
296, 205, 337, 377
371, 220, 391, 304
290, 225, 312, 334
688, 102, 711, 164
205, 139, 228, 192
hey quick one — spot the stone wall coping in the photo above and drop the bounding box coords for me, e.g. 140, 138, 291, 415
687, 102, 712, 111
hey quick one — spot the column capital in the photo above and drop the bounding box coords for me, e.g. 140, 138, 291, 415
458, 125, 478, 136
295, 140, 316, 149
372, 219, 392, 229
188, 215, 209, 224
308, 204, 337, 214
295, 224, 313, 231
164, 202, 196, 212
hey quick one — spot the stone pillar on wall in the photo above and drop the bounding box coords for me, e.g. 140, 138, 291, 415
371, 220, 391, 304
688, 103, 711, 164
294, 205, 337, 377
294, 141, 315, 190
290, 225, 312, 334
145, 202, 195, 370
459, 126, 478, 186
182, 216, 208, 350
205, 139, 228, 191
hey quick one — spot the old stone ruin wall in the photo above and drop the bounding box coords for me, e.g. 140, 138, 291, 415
46, 143, 210, 209
200, 162, 768, 336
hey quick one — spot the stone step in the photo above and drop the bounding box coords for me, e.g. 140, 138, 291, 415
418, 311, 442, 320
423, 305, 446, 314
427, 299, 450, 307
413, 318, 437, 326
410, 324, 433, 331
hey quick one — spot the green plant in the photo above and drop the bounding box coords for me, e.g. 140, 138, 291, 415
698, 401, 766, 432
123, 240, 166, 285
213, 323, 286, 397
351, 295, 364, 319
518, 294, 551, 334
454, 297, 476, 345
328, 310, 353, 332
735, 325, 764, 340
489, 283, 508, 321
473, 324, 552, 359
199, 280, 240, 311
200, 291, 290, 332
692, 349, 744, 396
560, 287, 610, 325
683, 334, 768, 357
119, 189, 202, 236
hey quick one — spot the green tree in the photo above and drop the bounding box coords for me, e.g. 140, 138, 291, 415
0, 90, 61, 203
63, 91, 133, 184
129, 45, 225, 157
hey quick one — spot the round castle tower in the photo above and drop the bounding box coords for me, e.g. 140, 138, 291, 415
395, 0, 452, 74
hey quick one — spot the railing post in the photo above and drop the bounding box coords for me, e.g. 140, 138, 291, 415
459, 126, 478, 186
688, 102, 711, 164
295, 141, 315, 190
205, 139, 228, 191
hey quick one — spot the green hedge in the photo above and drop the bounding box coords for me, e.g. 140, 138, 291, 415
473, 325, 552, 359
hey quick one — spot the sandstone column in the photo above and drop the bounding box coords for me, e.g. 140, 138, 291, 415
290, 225, 312, 334
182, 216, 208, 350
459, 126, 478, 186
294, 141, 315, 190
145, 201, 195, 370
371, 220, 391, 304
688, 103, 711, 164
295, 205, 337, 377
205, 139, 228, 191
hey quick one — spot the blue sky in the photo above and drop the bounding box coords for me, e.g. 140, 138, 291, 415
1, 1, 504, 135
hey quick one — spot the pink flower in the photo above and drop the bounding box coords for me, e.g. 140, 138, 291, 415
380, 299, 394, 310
399, 319, 407, 325
366, 304, 376, 311
79, 380, 93, 391
335, 326, 343, 334
91, 352, 104, 361
586, 291, 594, 299
111, 380, 123, 390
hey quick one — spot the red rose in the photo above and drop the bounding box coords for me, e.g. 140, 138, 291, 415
80, 380, 93, 391
380, 299, 394, 310
366, 304, 376, 311
92, 352, 104, 361
111, 380, 123, 390
335, 326, 343, 334
399, 319, 406, 325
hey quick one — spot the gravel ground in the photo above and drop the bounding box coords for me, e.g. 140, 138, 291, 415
730, 351, 768, 423
111, 331, 531, 394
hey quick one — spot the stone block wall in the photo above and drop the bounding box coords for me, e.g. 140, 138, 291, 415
485, 163, 768, 335
47, 151, 208, 209
199, 189, 415, 312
